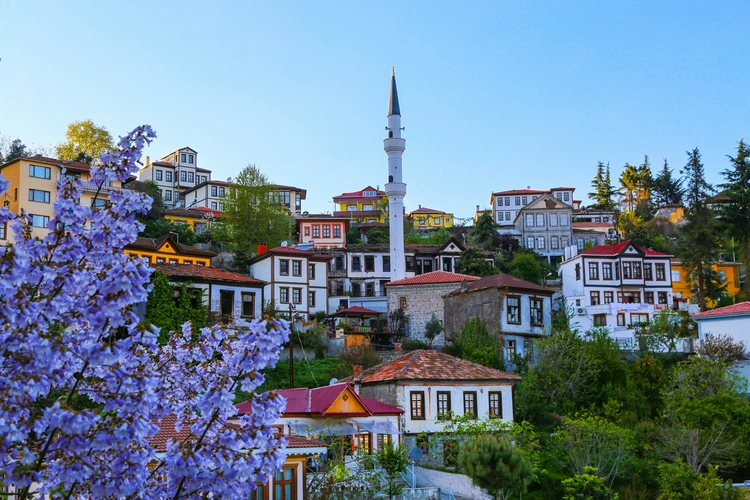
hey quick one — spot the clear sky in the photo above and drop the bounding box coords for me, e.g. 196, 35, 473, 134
1, 1, 748, 220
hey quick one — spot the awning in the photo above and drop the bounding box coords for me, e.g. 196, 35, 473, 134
357, 419, 399, 435
288, 420, 359, 436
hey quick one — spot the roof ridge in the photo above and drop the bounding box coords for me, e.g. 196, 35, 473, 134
395, 350, 421, 379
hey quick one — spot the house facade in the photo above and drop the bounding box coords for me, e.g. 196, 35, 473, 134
513, 193, 573, 265
671, 259, 742, 309
139, 148, 211, 208
408, 206, 454, 229
269, 184, 306, 215
296, 214, 350, 249
163, 206, 222, 233
332, 186, 387, 223
385, 271, 480, 346
125, 235, 215, 266
559, 240, 674, 346
182, 179, 230, 211
443, 274, 554, 363
249, 246, 331, 319
350, 350, 520, 467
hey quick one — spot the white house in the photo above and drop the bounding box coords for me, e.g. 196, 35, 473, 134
249, 246, 331, 319
182, 179, 230, 211
139, 147, 211, 208
559, 240, 674, 347
513, 193, 573, 265
693, 302, 750, 392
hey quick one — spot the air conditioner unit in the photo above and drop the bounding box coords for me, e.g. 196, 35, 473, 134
576, 307, 586, 315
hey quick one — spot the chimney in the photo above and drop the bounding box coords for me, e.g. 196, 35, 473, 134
476, 205, 479, 212
352, 364, 363, 377
419, 204, 421, 209
145, 155, 150, 166
257, 243, 269, 255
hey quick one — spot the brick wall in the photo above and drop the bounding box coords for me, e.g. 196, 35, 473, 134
387, 282, 467, 345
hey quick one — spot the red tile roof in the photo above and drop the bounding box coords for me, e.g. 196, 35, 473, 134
152, 263, 264, 285
578, 240, 669, 257
252, 246, 333, 263
386, 271, 480, 287
333, 186, 386, 201
330, 306, 382, 316
444, 273, 554, 296
692, 301, 750, 318
492, 189, 549, 196
150, 415, 193, 452
572, 222, 613, 228
5, 154, 93, 172
351, 350, 520, 383
409, 207, 446, 215
235, 383, 403, 416
127, 235, 216, 257
151, 161, 174, 167
287, 435, 326, 449
549, 186, 577, 191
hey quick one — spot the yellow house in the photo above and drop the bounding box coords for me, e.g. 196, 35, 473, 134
671, 259, 742, 307
408, 205, 454, 229
124, 235, 215, 266
164, 206, 222, 233
332, 186, 388, 223
0, 155, 125, 242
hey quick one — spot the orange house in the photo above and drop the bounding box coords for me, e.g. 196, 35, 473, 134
671, 259, 742, 308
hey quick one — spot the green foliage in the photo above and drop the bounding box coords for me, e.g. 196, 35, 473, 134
338, 344, 382, 370
313, 310, 328, 323
471, 213, 499, 249
365, 225, 389, 244
618, 210, 643, 236
255, 357, 352, 392
638, 310, 696, 353
132, 180, 165, 221
375, 441, 409, 499
346, 223, 363, 245
446, 317, 503, 369
404, 227, 453, 245
291, 324, 328, 358
221, 164, 294, 269
400, 338, 431, 351
719, 139, 750, 292
454, 247, 496, 277
4, 138, 30, 162
508, 251, 543, 284
423, 313, 443, 346
459, 434, 535, 500
657, 462, 745, 500
55, 119, 115, 164
589, 161, 617, 211
652, 158, 684, 209
679, 201, 724, 311
140, 218, 197, 246
143, 271, 208, 345
682, 148, 713, 209
562, 467, 619, 500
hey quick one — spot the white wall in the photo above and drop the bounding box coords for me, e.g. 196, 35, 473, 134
697, 315, 750, 390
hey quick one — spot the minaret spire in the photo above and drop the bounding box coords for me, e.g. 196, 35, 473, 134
384, 69, 407, 281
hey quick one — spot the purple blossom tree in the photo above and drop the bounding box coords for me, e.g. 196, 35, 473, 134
0, 126, 289, 498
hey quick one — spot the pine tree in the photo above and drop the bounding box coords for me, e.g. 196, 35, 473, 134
681, 148, 713, 208
652, 158, 684, 208
718, 139, 750, 291
4, 138, 30, 162
589, 161, 616, 210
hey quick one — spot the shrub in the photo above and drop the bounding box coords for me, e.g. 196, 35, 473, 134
401, 339, 431, 352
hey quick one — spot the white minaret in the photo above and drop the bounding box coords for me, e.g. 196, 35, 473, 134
384, 67, 407, 281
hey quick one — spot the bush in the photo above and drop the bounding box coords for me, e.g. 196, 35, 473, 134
401, 339, 431, 352
446, 317, 503, 369
339, 345, 382, 370
291, 323, 328, 358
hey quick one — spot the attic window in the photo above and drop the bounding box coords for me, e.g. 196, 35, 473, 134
342, 394, 349, 402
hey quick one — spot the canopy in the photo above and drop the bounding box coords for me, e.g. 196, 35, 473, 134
356, 419, 399, 435
330, 306, 382, 318
288, 420, 359, 436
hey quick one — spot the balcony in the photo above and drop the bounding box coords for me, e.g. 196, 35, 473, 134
333, 210, 381, 218
80, 181, 124, 195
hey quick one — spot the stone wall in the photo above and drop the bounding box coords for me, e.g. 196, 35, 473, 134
387, 282, 467, 345
443, 287, 502, 341
356, 382, 400, 408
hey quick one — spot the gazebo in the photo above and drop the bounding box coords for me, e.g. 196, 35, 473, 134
329, 306, 384, 346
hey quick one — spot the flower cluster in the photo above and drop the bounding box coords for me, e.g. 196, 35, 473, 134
0, 126, 289, 498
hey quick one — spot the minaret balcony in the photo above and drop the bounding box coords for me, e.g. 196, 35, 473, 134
383, 138, 406, 152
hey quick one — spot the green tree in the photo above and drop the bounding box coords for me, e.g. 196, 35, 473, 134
589, 161, 616, 210
561, 467, 619, 500
638, 309, 697, 354
375, 441, 409, 499
143, 271, 209, 345
454, 247, 495, 277
718, 139, 750, 292
471, 212, 498, 249
446, 317, 503, 369
652, 159, 684, 209
220, 164, 294, 269
657, 461, 744, 500
458, 434, 534, 500
4, 138, 30, 162
132, 180, 165, 221
508, 251, 543, 284
55, 119, 115, 164
423, 313, 443, 346
140, 219, 197, 246
365, 225, 389, 244
681, 148, 713, 209
619, 163, 640, 212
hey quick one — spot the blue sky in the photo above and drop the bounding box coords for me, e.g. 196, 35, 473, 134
1, 1, 748, 220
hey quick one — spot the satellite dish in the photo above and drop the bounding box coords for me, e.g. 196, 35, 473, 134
281, 241, 288, 247
60, 166, 67, 174
408, 447, 423, 462
329, 378, 339, 386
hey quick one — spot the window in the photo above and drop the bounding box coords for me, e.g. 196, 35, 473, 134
561, 235, 569, 247
313, 225, 320, 238
515, 196, 520, 205
28, 189, 50, 203
507, 296, 521, 324
618, 291, 640, 303
377, 433, 392, 450
498, 197, 504, 207
211, 201, 217, 210
304, 227, 310, 236
658, 291, 668, 304
180, 171, 187, 182
181, 153, 186, 162
273, 466, 296, 500
352, 256, 361, 272
364, 255, 375, 272
410, 392, 425, 420
575, 263, 581, 280
536, 213, 544, 226
560, 214, 568, 226
418, 217, 425, 226
577, 238, 585, 250
437, 391, 451, 420
92, 198, 106, 208
593, 314, 607, 327
211, 186, 218, 196
399, 297, 407, 309
292, 288, 302, 304
617, 313, 626, 326
525, 214, 534, 227
463, 392, 477, 418
644, 291, 654, 303
29, 165, 51, 179
655, 263, 666, 281
564, 192, 570, 201
622, 262, 632, 279
631, 313, 649, 326
590, 291, 601, 305
0, 222, 5, 240
506, 340, 516, 360
358, 432, 372, 455
671, 270, 681, 282
589, 262, 599, 280
524, 340, 534, 362
155, 170, 163, 181
644, 263, 653, 280
279, 287, 289, 303
292, 260, 302, 276
505, 212, 511, 221
633, 262, 642, 279
309, 291, 316, 307
526, 236, 535, 249
504, 197, 510, 205
550, 236, 559, 249
556, 192, 562, 200
537, 236, 545, 249
522, 196, 528, 205
530, 297, 543, 325
323, 225, 331, 238
602, 263, 612, 280
241, 293, 255, 318
489, 392, 502, 418
188, 154, 194, 163
201, 175, 207, 183
164, 190, 172, 201
333, 225, 341, 238
188, 172, 194, 183
165, 171, 172, 182
308, 263, 315, 280
604, 291, 614, 304
280, 260, 289, 276
219, 187, 225, 197
31, 215, 49, 228
549, 213, 558, 226
383, 256, 391, 272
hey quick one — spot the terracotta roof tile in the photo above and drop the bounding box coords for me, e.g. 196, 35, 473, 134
579, 239, 670, 257
409, 207, 446, 215
127, 235, 216, 257
152, 263, 264, 285
444, 273, 554, 296
150, 415, 193, 452
287, 435, 326, 448
693, 301, 750, 318
386, 271, 480, 287
352, 350, 520, 383
492, 189, 549, 196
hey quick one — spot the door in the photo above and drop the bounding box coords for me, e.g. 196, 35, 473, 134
220, 290, 234, 323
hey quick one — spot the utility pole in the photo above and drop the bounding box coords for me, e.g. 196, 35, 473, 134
288, 302, 294, 389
